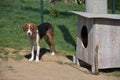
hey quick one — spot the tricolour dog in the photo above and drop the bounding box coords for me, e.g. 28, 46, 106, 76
23, 22, 55, 62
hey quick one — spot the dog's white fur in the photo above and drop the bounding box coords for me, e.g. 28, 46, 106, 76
28, 31, 40, 62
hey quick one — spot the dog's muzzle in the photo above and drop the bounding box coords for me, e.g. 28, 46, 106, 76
27, 32, 32, 36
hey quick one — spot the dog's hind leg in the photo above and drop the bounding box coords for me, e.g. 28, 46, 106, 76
44, 35, 51, 47
46, 33, 55, 55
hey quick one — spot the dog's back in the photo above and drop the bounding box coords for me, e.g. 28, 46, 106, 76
37, 22, 54, 39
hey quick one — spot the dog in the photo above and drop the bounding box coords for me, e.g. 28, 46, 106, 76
23, 22, 55, 62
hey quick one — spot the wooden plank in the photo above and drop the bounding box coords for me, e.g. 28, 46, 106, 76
94, 44, 99, 74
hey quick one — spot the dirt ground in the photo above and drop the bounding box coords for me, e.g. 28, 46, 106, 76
0, 49, 119, 80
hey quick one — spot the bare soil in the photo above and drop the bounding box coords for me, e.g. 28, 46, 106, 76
0, 49, 119, 80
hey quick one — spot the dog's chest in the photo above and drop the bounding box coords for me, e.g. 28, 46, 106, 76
28, 34, 36, 40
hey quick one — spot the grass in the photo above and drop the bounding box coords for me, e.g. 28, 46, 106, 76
101, 69, 120, 77
0, 0, 85, 54
12, 53, 24, 61
0, 47, 9, 60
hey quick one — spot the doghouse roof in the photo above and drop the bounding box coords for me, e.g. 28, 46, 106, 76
71, 11, 120, 20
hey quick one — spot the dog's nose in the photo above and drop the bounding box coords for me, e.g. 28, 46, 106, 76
28, 33, 30, 35
27, 32, 31, 36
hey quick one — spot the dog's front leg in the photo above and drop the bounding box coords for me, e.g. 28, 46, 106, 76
35, 30, 40, 62
29, 40, 34, 61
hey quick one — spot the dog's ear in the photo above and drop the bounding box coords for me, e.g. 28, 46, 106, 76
23, 23, 28, 32
31, 23, 37, 33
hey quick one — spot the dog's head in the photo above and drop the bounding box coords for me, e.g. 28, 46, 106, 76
23, 23, 37, 36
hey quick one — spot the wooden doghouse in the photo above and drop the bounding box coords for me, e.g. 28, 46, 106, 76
72, 11, 120, 74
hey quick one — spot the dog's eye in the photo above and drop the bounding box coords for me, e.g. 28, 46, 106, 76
30, 27, 33, 30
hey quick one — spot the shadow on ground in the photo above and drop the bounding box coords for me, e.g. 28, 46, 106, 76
24, 48, 50, 60
66, 55, 91, 71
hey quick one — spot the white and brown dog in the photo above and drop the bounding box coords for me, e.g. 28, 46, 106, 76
23, 22, 55, 62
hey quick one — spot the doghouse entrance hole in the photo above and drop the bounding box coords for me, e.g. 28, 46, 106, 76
81, 25, 88, 48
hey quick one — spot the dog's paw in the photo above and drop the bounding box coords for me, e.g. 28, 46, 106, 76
35, 59, 39, 62
35, 57, 39, 62
50, 52, 55, 56
29, 58, 34, 61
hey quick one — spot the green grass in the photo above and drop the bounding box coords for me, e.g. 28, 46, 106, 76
101, 69, 120, 77
0, 0, 84, 54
